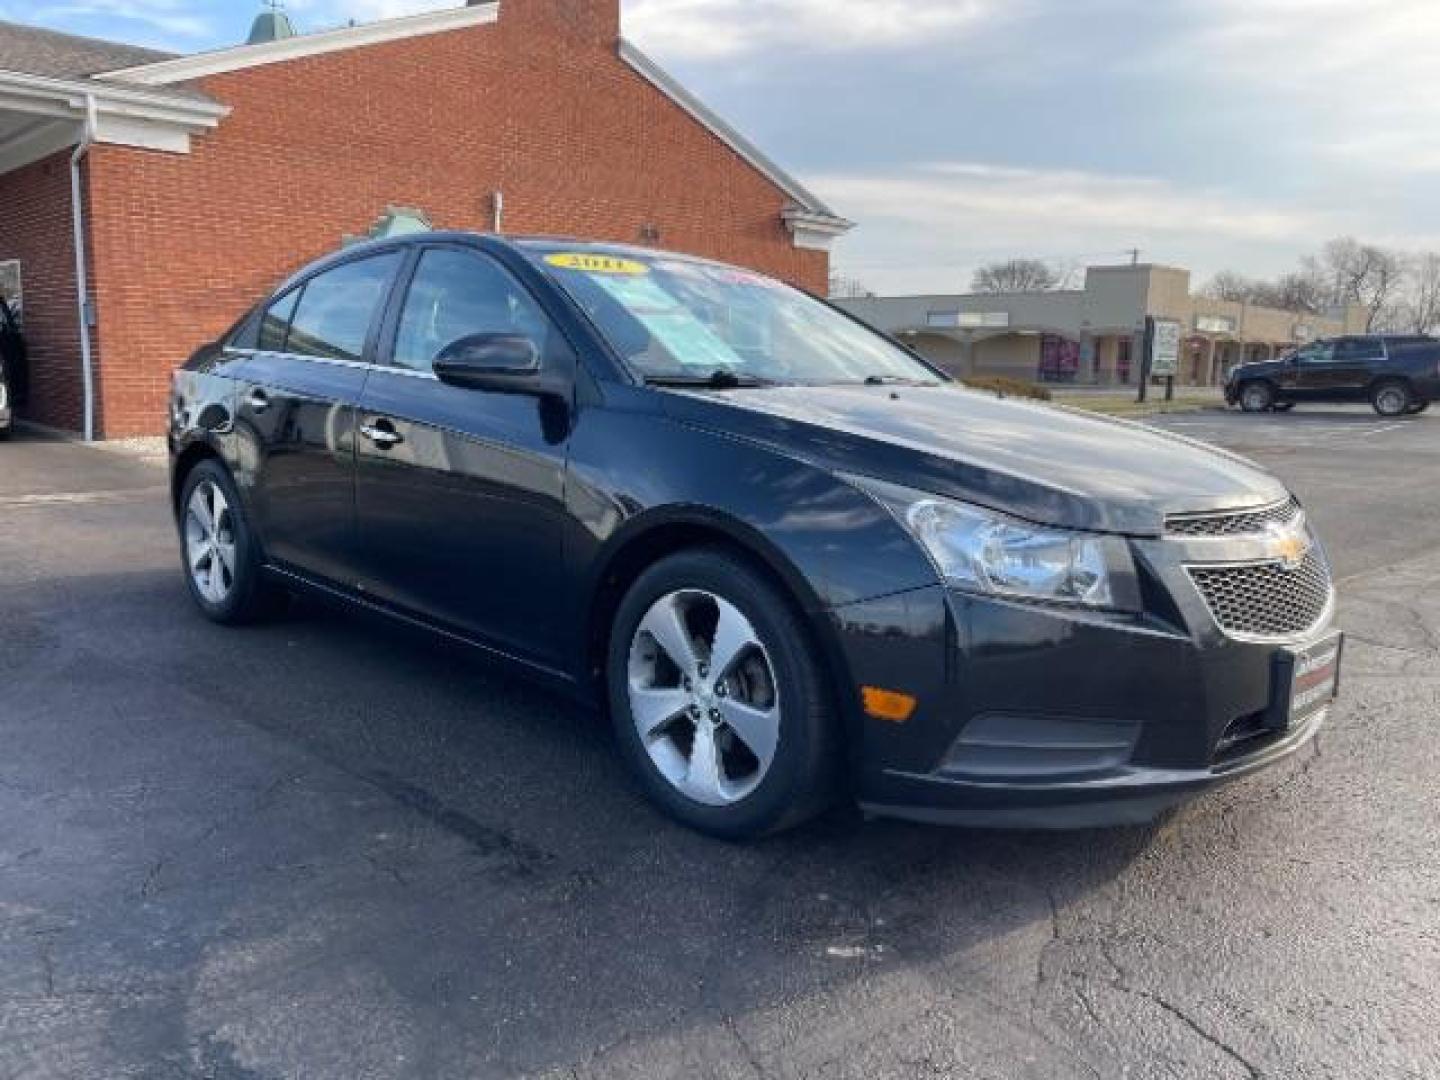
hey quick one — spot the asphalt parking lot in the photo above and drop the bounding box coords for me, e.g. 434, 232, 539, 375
2, 405, 1438, 1080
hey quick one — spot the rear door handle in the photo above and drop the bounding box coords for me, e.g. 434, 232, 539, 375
360, 420, 404, 449
247, 389, 270, 414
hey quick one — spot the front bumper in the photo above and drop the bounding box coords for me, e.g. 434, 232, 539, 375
829, 536, 1339, 829
859, 707, 1325, 829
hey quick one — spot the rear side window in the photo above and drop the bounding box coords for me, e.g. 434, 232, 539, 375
226, 307, 261, 351
286, 253, 402, 362
257, 290, 299, 352
1335, 338, 1385, 362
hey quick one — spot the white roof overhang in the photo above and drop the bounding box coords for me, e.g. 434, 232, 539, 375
0, 70, 227, 174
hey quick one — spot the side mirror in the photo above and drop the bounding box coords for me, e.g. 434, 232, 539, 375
433, 333, 558, 397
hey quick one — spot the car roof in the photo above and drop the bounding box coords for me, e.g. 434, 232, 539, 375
274, 231, 765, 296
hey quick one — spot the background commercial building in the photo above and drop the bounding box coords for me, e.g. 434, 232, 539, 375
0, 0, 850, 437
837, 263, 1369, 387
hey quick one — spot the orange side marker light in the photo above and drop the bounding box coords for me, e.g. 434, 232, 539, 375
862, 687, 918, 724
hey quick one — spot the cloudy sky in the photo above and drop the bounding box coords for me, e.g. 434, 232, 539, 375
6, 0, 1437, 293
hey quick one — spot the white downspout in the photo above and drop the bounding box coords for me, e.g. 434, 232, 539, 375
492, 190, 504, 234
70, 94, 98, 441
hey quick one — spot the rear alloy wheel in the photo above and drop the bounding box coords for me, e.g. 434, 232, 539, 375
185, 479, 239, 606
180, 460, 283, 624
1239, 382, 1274, 412
608, 549, 836, 839
1371, 380, 1414, 418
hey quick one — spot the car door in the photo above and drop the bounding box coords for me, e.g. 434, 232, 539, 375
237, 250, 404, 585
1290, 341, 1337, 400
353, 243, 576, 669
1320, 337, 1385, 401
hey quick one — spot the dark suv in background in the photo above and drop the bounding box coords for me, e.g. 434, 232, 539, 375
1226, 334, 1440, 416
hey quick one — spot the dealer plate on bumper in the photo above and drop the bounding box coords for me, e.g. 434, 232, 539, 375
1275, 632, 1343, 729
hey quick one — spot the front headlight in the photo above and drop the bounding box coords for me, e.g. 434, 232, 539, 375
849, 477, 1130, 609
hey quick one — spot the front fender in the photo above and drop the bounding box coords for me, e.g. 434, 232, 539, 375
566, 389, 939, 617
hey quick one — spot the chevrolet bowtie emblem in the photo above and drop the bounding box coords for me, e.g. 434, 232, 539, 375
1266, 521, 1311, 571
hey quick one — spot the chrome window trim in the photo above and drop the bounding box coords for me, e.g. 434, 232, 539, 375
233, 349, 440, 381
369, 363, 440, 382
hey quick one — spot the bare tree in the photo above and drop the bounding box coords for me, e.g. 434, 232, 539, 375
1266, 268, 1328, 316
1398, 252, 1440, 334
971, 258, 1061, 294
1201, 271, 1261, 304
1200, 269, 1324, 315
828, 274, 875, 300
1317, 237, 1405, 330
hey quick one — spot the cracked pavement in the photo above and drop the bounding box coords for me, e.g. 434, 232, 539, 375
1, 406, 1438, 1079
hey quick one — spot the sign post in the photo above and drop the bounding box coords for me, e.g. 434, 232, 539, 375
1140, 317, 1181, 404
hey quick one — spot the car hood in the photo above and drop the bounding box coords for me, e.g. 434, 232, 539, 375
660, 384, 1288, 536
1230, 360, 1287, 379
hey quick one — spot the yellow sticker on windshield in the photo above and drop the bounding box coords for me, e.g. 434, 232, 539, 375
545, 253, 649, 275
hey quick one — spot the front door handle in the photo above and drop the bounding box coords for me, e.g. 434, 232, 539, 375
247, 389, 270, 415
360, 420, 404, 449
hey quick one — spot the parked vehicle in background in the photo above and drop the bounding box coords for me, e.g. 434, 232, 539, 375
169, 234, 1341, 839
1225, 335, 1440, 417
0, 295, 25, 439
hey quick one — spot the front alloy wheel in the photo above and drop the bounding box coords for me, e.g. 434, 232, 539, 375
628, 590, 780, 807
608, 549, 837, 839
1239, 382, 1274, 412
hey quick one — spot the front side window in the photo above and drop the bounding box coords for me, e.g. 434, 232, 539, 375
286, 253, 402, 362
1296, 342, 1336, 365
526, 247, 942, 387
392, 248, 552, 373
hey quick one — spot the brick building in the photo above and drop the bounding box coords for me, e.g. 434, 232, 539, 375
0, 1, 851, 437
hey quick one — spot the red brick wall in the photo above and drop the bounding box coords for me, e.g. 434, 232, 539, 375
0, 152, 87, 432
83, 0, 830, 436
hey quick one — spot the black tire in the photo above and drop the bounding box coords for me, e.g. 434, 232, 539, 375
1238, 381, 1274, 413
178, 459, 284, 625
1370, 380, 1414, 418
607, 547, 838, 840
1407, 401, 1430, 415
0, 425, 10, 441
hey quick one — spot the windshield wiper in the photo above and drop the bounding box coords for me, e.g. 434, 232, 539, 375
643, 370, 777, 390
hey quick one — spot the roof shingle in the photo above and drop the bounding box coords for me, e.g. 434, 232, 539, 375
0, 18, 176, 80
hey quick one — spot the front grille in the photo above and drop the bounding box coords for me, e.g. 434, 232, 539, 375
1166, 500, 1301, 537
1186, 550, 1333, 641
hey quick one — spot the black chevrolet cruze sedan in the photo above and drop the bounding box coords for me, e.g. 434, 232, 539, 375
169, 234, 1342, 838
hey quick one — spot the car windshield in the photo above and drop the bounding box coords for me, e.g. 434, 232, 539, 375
527, 248, 942, 387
